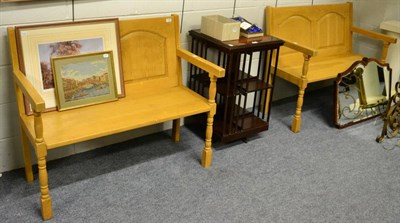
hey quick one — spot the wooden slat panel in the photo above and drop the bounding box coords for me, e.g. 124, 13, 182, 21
119, 16, 178, 89
267, 3, 352, 57
121, 31, 167, 81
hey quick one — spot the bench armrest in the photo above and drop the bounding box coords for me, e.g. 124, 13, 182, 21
351, 26, 397, 62
351, 26, 397, 44
275, 37, 316, 86
7, 27, 45, 113
176, 48, 225, 78
177, 47, 225, 116
13, 69, 46, 113
278, 37, 318, 57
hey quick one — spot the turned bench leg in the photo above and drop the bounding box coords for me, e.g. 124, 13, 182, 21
172, 119, 180, 143
20, 127, 33, 182
33, 111, 52, 220
37, 154, 52, 220
202, 112, 214, 168
292, 54, 310, 133
292, 86, 306, 133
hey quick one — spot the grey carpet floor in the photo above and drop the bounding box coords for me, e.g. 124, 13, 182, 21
1, 87, 400, 222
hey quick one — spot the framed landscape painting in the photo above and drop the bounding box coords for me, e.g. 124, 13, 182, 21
15, 18, 124, 114
51, 51, 118, 111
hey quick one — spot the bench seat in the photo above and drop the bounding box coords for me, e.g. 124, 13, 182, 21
21, 86, 211, 149
278, 53, 363, 85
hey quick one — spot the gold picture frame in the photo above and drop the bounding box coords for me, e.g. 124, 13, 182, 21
15, 18, 124, 114
51, 51, 118, 111
1, 0, 31, 2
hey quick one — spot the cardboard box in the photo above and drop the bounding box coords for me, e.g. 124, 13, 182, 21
201, 15, 240, 41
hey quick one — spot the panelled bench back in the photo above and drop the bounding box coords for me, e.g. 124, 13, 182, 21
7, 15, 224, 220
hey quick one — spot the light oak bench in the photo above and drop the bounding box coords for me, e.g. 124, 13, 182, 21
265, 3, 397, 132
7, 15, 224, 220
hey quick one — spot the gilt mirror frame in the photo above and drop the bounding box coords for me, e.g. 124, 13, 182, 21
333, 57, 392, 129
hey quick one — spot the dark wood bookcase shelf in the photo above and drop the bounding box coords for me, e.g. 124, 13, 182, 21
188, 29, 283, 143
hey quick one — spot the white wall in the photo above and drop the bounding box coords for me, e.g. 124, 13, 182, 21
0, 0, 398, 173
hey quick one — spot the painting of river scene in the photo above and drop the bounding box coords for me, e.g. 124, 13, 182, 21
52, 51, 117, 111
61, 61, 110, 102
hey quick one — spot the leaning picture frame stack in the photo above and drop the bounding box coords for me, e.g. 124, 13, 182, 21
15, 18, 124, 114
51, 51, 118, 111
